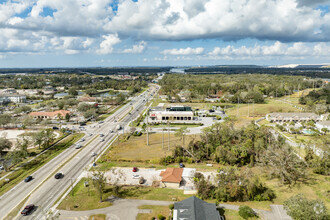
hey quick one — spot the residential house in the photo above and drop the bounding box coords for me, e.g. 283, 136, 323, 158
0, 94, 26, 103
173, 196, 222, 220
266, 112, 321, 122
29, 110, 72, 120
160, 168, 183, 188
316, 121, 330, 132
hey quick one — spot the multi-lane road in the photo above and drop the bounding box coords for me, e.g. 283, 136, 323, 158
0, 85, 158, 220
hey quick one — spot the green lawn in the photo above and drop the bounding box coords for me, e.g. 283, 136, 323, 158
58, 178, 191, 211
137, 205, 170, 220
0, 133, 84, 196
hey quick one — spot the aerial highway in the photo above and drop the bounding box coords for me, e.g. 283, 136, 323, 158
0, 85, 158, 220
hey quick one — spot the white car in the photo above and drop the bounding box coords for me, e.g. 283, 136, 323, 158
0, 165, 4, 170
100, 138, 104, 142
132, 174, 140, 179
91, 152, 97, 157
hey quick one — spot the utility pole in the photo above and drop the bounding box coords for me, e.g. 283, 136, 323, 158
146, 109, 149, 146
162, 122, 164, 150
168, 121, 170, 151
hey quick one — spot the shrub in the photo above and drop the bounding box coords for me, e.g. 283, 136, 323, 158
157, 214, 166, 220
169, 204, 174, 210
239, 206, 258, 219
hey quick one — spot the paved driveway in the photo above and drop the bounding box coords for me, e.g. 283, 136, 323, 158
58, 198, 173, 220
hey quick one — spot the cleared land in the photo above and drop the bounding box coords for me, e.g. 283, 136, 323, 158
137, 205, 170, 220
106, 133, 199, 162
58, 178, 191, 211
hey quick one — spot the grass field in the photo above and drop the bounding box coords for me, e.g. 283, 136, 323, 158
137, 205, 170, 220
106, 133, 199, 162
58, 178, 191, 211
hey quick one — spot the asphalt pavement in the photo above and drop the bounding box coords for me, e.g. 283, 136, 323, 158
0, 85, 159, 220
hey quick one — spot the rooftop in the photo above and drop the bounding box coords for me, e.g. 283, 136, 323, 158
160, 168, 183, 183
174, 196, 221, 220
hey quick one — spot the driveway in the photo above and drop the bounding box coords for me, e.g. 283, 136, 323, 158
58, 198, 173, 220
58, 198, 291, 220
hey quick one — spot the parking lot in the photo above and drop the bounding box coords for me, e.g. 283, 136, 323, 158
104, 167, 163, 186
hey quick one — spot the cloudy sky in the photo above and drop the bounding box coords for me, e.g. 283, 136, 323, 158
0, 0, 330, 67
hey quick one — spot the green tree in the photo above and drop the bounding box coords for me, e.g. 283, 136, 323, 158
284, 194, 328, 220
92, 171, 107, 202
65, 113, 71, 122
84, 109, 97, 119
43, 129, 55, 148
33, 130, 45, 149
175, 127, 189, 147
68, 88, 78, 96
0, 137, 12, 156
238, 206, 258, 219
0, 114, 11, 127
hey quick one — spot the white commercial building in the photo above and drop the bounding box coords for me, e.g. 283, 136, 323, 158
149, 106, 194, 121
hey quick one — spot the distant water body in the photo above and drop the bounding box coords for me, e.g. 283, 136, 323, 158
170, 68, 185, 73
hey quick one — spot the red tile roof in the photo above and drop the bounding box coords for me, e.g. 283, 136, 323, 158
160, 168, 183, 183
29, 110, 71, 117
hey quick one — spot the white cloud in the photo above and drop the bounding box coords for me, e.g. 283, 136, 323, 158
122, 41, 147, 53
97, 34, 121, 54
162, 47, 204, 55
209, 41, 330, 57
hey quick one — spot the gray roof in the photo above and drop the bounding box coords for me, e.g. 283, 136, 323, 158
267, 112, 318, 117
174, 196, 221, 220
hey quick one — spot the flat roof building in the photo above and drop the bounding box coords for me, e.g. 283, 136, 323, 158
149, 106, 194, 121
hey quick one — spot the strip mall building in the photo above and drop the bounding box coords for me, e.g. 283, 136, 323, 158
149, 106, 194, 121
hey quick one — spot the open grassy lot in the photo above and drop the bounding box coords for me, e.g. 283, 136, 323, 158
222, 209, 244, 220
58, 178, 113, 211
88, 214, 106, 220
106, 133, 199, 162
58, 178, 191, 211
137, 205, 170, 220
0, 133, 84, 196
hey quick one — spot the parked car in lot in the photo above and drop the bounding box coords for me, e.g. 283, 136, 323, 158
98, 121, 104, 124
0, 165, 4, 170
133, 167, 138, 172
21, 204, 35, 216
139, 177, 145, 184
52, 126, 59, 130
54, 172, 64, 179
132, 174, 140, 179
179, 163, 184, 168
24, 176, 33, 182
89, 133, 93, 136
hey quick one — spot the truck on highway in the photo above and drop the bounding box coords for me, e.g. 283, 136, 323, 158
116, 125, 121, 130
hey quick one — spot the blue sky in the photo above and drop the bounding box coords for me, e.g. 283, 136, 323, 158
0, 0, 330, 67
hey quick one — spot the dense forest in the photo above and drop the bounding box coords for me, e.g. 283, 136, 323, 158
185, 66, 330, 78
159, 74, 322, 103
0, 74, 148, 92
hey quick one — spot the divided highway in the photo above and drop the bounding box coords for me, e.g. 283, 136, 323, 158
0, 85, 158, 220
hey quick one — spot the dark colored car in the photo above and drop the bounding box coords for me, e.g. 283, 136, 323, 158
133, 167, 138, 172
52, 126, 59, 130
80, 122, 86, 126
21, 204, 35, 215
24, 176, 33, 182
179, 163, 184, 168
55, 173, 63, 179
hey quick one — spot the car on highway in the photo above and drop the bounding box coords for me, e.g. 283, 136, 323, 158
100, 138, 104, 142
133, 167, 138, 172
80, 138, 85, 142
54, 172, 64, 179
21, 204, 35, 216
89, 133, 93, 136
24, 176, 33, 182
91, 152, 97, 157
100, 133, 104, 137
75, 144, 82, 149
